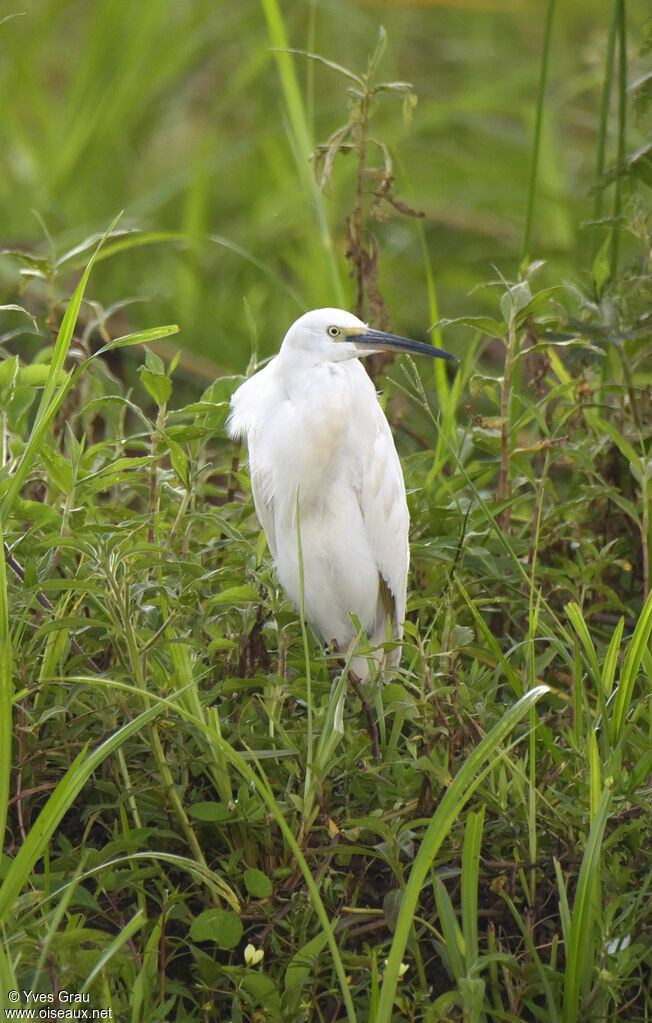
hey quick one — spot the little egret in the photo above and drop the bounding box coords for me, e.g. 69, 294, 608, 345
228, 308, 455, 678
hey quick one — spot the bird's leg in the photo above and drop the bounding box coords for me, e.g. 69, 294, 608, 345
347, 668, 380, 765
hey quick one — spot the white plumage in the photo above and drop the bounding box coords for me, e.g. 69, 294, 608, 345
228, 308, 455, 678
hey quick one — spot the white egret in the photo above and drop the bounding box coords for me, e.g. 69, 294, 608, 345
228, 308, 455, 679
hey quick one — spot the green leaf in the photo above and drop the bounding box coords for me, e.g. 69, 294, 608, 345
368, 24, 388, 78
433, 877, 465, 980
38, 445, 73, 495
139, 368, 172, 407
594, 417, 642, 476
244, 868, 273, 899
200, 375, 246, 405
610, 589, 652, 745
188, 802, 232, 822
501, 281, 531, 323
210, 585, 259, 605
460, 807, 484, 970
94, 324, 179, 358
601, 617, 624, 699
518, 285, 559, 320
283, 930, 330, 1016
17, 364, 68, 388
241, 972, 279, 1002
0, 212, 121, 528
0, 304, 39, 332
284, 48, 364, 88
144, 348, 165, 374
167, 437, 189, 489
3, 385, 37, 426
592, 234, 611, 296
434, 316, 504, 338
562, 789, 611, 1023
0, 357, 19, 386
565, 602, 600, 688
190, 908, 243, 948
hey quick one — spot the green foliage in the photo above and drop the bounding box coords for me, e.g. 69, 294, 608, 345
0, 209, 649, 1019
1, 2, 651, 1022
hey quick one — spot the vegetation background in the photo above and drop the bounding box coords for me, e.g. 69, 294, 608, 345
0, 0, 650, 1021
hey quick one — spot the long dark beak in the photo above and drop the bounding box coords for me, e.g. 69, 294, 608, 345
351, 328, 457, 362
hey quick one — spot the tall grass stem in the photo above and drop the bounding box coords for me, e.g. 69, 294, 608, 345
522, 0, 557, 264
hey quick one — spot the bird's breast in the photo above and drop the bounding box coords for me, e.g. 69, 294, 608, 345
266, 362, 359, 507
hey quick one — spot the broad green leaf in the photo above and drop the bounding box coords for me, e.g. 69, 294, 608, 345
167, 437, 190, 489
188, 802, 232, 822
592, 234, 611, 296
139, 368, 172, 407
501, 281, 531, 322
38, 445, 74, 495
190, 908, 243, 948
210, 585, 259, 605
244, 868, 273, 899
517, 285, 559, 321
283, 930, 330, 1016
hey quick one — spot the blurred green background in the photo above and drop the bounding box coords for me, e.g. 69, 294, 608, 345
0, 0, 647, 374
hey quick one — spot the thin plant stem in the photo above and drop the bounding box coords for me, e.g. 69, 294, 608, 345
611, 0, 628, 278
497, 318, 517, 531
295, 490, 315, 837
593, 2, 618, 247
352, 90, 371, 319
259, 0, 345, 306
522, 0, 557, 264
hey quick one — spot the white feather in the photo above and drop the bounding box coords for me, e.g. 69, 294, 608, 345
228, 308, 413, 678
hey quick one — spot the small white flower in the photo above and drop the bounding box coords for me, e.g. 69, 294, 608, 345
383, 959, 409, 979
607, 934, 631, 955
244, 943, 264, 966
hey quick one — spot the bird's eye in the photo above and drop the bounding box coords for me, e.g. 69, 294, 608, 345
327, 325, 340, 338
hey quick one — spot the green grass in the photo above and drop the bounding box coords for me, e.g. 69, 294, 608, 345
1, 2, 652, 1021
1, 208, 650, 1019
1, 1, 649, 365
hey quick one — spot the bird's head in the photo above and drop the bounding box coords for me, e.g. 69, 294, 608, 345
280, 308, 457, 364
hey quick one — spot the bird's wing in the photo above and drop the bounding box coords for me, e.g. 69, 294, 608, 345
356, 403, 409, 632
249, 463, 278, 560
229, 371, 279, 560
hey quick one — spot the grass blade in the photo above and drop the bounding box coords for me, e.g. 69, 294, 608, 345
0, 528, 10, 846
461, 807, 485, 971
601, 615, 624, 699
610, 589, 652, 745
561, 787, 611, 1023
80, 908, 146, 993
433, 877, 465, 980
64, 674, 358, 1023
0, 702, 164, 924
456, 579, 523, 696
376, 686, 549, 1022
501, 892, 561, 1022
565, 601, 600, 688
0, 213, 121, 528
522, 0, 557, 263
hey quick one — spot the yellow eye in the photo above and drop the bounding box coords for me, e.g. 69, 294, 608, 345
327, 325, 340, 338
